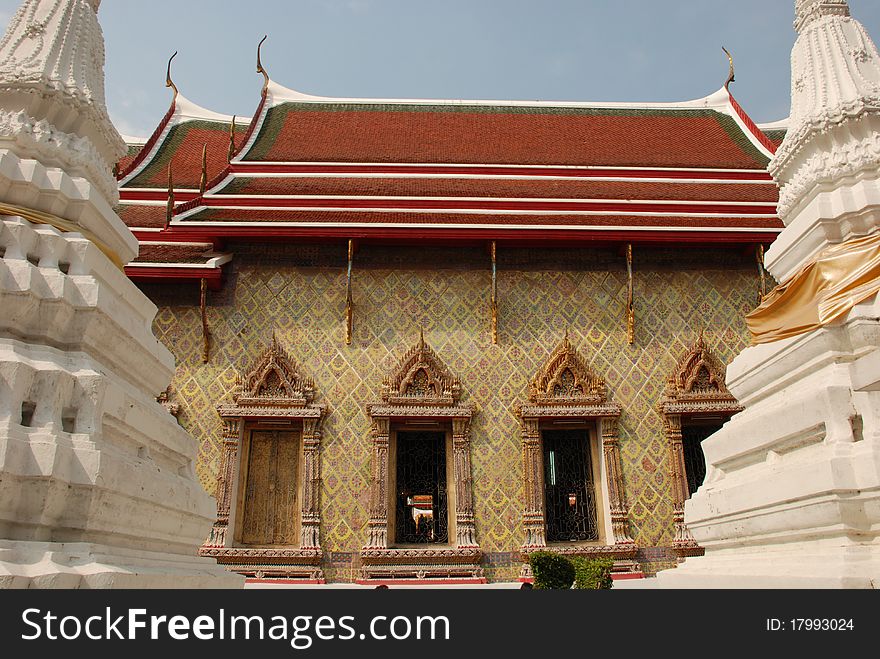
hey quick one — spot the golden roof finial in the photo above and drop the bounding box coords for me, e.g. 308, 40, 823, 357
419, 326, 425, 350
256, 35, 270, 91
166, 51, 179, 102
722, 46, 735, 91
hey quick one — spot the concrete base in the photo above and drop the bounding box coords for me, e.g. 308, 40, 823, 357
656, 544, 879, 589
0, 540, 242, 589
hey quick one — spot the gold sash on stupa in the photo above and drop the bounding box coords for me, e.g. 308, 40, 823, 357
748, 231, 880, 344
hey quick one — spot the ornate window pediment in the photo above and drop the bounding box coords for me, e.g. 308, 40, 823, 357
223, 335, 317, 415
380, 331, 461, 407
528, 334, 606, 406
660, 335, 741, 415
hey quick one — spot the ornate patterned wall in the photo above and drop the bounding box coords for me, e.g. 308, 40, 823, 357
147, 244, 757, 581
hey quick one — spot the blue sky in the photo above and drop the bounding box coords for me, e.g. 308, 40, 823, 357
2, 1, 880, 137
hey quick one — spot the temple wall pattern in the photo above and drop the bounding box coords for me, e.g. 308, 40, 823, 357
147, 245, 756, 581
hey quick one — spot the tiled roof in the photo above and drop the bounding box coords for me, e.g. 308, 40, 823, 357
243, 103, 771, 169
118, 203, 166, 229
217, 175, 778, 203
117, 89, 782, 279
134, 242, 215, 264
763, 128, 787, 149
123, 119, 247, 189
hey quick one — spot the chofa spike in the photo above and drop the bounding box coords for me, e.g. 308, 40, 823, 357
256, 35, 270, 91
165, 164, 174, 228
165, 51, 179, 102
200, 144, 208, 194
722, 46, 735, 90
228, 116, 236, 163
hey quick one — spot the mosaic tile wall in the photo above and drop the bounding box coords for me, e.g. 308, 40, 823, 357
146, 244, 757, 581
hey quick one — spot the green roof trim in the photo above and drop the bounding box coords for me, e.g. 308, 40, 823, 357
216, 178, 250, 195
124, 119, 247, 189
714, 113, 771, 167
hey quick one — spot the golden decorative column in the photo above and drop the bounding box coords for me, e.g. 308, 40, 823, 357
664, 414, 699, 554
366, 416, 391, 549
520, 417, 546, 548
301, 417, 322, 550
205, 417, 241, 548
602, 417, 636, 548
452, 417, 478, 547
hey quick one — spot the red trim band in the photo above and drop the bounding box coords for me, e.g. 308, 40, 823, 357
120, 190, 200, 203
125, 266, 223, 289
729, 94, 778, 156
162, 223, 781, 244
228, 162, 774, 181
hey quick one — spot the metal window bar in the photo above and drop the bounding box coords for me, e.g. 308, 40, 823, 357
395, 432, 449, 544
543, 429, 599, 542
681, 424, 722, 497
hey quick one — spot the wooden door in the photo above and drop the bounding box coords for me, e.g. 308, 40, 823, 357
241, 429, 299, 545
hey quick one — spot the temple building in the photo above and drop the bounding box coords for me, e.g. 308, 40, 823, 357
112, 40, 788, 583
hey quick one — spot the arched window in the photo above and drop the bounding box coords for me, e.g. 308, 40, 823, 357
200, 335, 326, 581
360, 332, 482, 583
660, 335, 742, 558
517, 334, 638, 578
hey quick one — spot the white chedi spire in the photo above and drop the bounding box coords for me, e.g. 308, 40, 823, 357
0, 0, 125, 204
770, 0, 880, 220
769, 0, 880, 224
795, 0, 851, 31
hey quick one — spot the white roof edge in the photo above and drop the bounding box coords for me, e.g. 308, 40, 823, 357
176, 93, 250, 124
756, 117, 790, 131
266, 79, 733, 111
120, 133, 148, 144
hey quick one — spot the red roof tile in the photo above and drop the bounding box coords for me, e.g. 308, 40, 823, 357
117, 143, 144, 175
134, 243, 215, 264
763, 129, 787, 149
244, 103, 769, 169
118, 203, 166, 229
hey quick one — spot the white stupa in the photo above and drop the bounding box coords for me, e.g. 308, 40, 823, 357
657, 0, 880, 588
0, 0, 241, 587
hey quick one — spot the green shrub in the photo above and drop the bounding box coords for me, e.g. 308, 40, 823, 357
528, 551, 575, 589
571, 556, 614, 589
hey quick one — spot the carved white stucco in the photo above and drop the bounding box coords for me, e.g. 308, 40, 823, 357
0, 0, 241, 589
0, 0, 124, 207
770, 0, 880, 231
